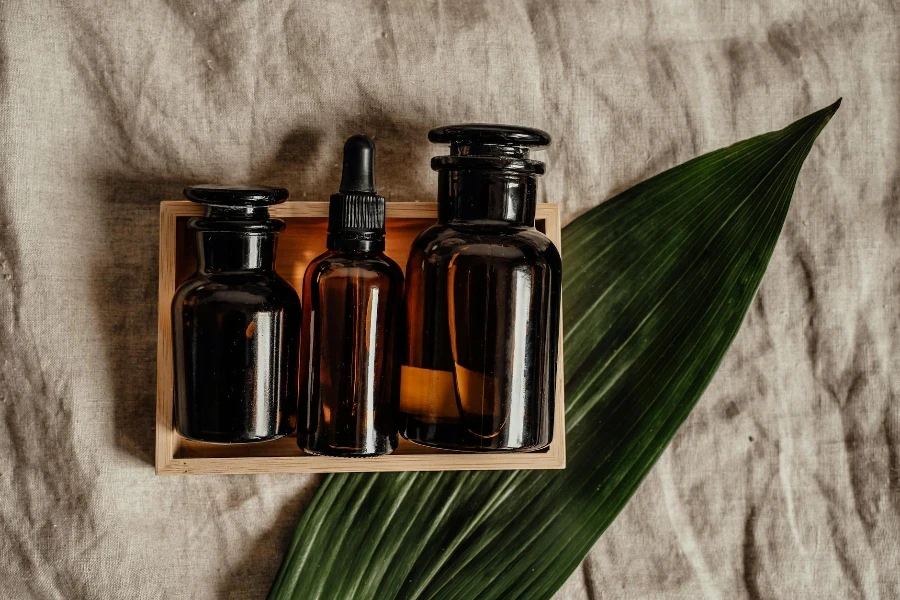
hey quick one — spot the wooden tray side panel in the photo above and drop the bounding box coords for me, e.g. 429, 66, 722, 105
156, 201, 566, 474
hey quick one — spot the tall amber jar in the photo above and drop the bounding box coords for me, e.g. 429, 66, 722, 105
400, 125, 562, 452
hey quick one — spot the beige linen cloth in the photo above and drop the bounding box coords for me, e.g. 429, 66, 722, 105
1, 1, 897, 598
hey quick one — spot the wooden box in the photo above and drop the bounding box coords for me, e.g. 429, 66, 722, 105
156, 201, 566, 475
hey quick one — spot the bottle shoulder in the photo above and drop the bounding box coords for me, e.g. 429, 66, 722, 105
409, 223, 561, 266
305, 251, 404, 283
174, 272, 299, 307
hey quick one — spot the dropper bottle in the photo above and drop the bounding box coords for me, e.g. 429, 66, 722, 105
298, 135, 404, 457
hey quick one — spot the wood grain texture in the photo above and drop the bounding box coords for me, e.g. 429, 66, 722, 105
156, 201, 566, 475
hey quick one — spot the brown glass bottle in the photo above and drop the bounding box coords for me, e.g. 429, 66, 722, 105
299, 136, 404, 457
401, 125, 561, 452
173, 185, 300, 443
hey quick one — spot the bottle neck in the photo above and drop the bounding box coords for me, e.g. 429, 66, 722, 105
437, 169, 537, 227
197, 231, 277, 273
206, 205, 269, 220
326, 233, 385, 253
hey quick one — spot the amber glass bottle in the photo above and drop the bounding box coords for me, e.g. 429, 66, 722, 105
299, 135, 404, 457
401, 125, 561, 452
173, 185, 300, 443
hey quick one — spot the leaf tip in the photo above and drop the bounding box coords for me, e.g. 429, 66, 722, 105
828, 97, 842, 115
815, 98, 842, 134
803, 98, 841, 137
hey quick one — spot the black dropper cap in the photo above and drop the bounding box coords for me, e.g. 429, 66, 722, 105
327, 135, 386, 252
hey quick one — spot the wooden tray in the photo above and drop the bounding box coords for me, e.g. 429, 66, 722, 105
156, 201, 566, 475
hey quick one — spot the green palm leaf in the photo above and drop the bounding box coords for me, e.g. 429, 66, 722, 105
269, 100, 840, 600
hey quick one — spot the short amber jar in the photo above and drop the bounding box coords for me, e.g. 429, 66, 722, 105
172, 185, 300, 443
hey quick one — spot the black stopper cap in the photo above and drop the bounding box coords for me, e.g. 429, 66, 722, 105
184, 184, 289, 206
328, 135, 386, 251
183, 184, 288, 232
428, 124, 550, 174
428, 124, 551, 149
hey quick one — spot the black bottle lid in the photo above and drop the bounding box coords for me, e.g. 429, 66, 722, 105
429, 124, 551, 174
327, 135, 386, 251
184, 184, 288, 232
184, 184, 289, 206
